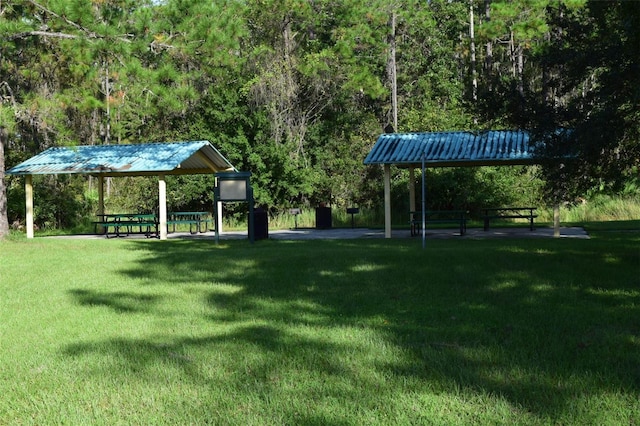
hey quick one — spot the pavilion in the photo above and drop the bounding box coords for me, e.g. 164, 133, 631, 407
6, 141, 237, 240
364, 130, 563, 238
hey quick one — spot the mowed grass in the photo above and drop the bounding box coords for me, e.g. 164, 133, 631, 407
1, 226, 639, 425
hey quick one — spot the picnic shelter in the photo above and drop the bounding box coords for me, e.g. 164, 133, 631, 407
6, 141, 237, 240
364, 130, 562, 238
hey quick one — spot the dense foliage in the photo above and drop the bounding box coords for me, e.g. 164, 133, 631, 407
0, 0, 637, 233
527, 1, 640, 202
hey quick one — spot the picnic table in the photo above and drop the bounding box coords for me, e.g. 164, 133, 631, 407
481, 207, 538, 231
94, 213, 158, 238
167, 212, 210, 234
410, 210, 468, 236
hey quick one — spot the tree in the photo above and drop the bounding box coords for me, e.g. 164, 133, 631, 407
3, 0, 594, 230
473, 0, 558, 126
241, 0, 389, 207
0, 0, 143, 235
529, 0, 640, 199
0, 0, 248, 230
0, 125, 8, 238
397, 0, 471, 131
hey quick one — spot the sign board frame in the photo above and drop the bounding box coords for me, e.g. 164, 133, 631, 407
214, 172, 255, 243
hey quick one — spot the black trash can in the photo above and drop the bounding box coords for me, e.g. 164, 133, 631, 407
252, 208, 269, 240
315, 206, 332, 229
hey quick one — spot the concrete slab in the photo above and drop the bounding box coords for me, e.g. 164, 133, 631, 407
172, 226, 589, 240
45, 226, 589, 240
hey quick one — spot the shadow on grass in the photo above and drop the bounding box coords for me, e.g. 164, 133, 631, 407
69, 289, 163, 313
63, 236, 640, 422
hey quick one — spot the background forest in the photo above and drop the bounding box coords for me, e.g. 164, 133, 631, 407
0, 0, 638, 233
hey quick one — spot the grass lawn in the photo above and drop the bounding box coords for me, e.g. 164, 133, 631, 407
1, 225, 639, 425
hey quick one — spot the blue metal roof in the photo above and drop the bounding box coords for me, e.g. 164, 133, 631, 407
7, 141, 237, 176
364, 130, 540, 167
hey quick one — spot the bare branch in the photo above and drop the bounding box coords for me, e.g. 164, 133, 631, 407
26, 0, 98, 38
150, 40, 177, 53
0, 81, 18, 110
5, 31, 79, 41
7, 1, 132, 44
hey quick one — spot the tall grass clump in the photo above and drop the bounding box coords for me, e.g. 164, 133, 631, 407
538, 195, 640, 223
226, 207, 384, 230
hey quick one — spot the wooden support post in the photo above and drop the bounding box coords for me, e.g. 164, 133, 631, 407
409, 168, 416, 216
159, 174, 167, 240
97, 175, 105, 234
25, 174, 34, 239
554, 203, 560, 238
97, 175, 104, 217
217, 201, 223, 234
384, 164, 392, 238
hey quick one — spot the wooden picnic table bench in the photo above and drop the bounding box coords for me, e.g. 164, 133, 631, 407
481, 207, 538, 231
410, 210, 468, 236
94, 213, 158, 238
167, 212, 210, 234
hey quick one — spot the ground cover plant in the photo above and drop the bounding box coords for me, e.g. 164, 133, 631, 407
1, 226, 639, 425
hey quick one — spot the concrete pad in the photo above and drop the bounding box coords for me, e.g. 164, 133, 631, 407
46, 226, 589, 240
176, 226, 589, 241
462, 226, 589, 239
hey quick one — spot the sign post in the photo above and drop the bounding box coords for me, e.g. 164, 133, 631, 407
214, 172, 254, 244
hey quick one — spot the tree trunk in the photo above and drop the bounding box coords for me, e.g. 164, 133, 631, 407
544, 7, 564, 110
484, 0, 493, 91
103, 59, 111, 145
0, 126, 9, 239
542, 31, 552, 106
388, 10, 398, 132
469, 0, 477, 102
516, 44, 524, 99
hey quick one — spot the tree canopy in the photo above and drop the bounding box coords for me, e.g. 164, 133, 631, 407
1, 0, 638, 236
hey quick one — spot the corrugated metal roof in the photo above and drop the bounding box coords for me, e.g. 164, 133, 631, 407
364, 130, 539, 167
7, 141, 237, 176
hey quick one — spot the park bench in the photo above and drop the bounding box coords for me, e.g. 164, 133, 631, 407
167, 212, 210, 234
481, 207, 538, 231
410, 210, 468, 236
